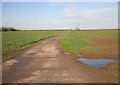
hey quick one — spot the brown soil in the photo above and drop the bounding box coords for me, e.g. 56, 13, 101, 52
2, 35, 118, 83
79, 38, 118, 60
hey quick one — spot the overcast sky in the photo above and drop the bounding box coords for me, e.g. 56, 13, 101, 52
1, 2, 118, 30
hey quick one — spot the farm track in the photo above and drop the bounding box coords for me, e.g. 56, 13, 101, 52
2, 35, 118, 83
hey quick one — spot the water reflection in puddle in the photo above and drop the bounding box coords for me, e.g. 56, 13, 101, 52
76, 58, 119, 68
64, 52, 70, 55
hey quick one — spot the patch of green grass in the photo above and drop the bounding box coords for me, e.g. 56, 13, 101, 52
2, 30, 64, 61
60, 30, 118, 59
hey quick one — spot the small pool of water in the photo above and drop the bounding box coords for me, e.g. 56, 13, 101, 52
76, 58, 120, 68
64, 52, 70, 55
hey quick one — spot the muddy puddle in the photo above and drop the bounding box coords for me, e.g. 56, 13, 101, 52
64, 52, 70, 55
12, 55, 33, 68
76, 58, 120, 68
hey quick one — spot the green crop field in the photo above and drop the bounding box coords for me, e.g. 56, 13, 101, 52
2, 30, 64, 61
60, 30, 118, 59
2, 30, 119, 61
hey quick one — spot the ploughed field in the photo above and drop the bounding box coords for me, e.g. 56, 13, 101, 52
60, 30, 118, 60
2, 31, 64, 61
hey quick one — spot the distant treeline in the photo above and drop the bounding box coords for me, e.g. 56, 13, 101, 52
0, 27, 20, 31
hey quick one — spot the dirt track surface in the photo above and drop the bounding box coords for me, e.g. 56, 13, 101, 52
2, 35, 118, 83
